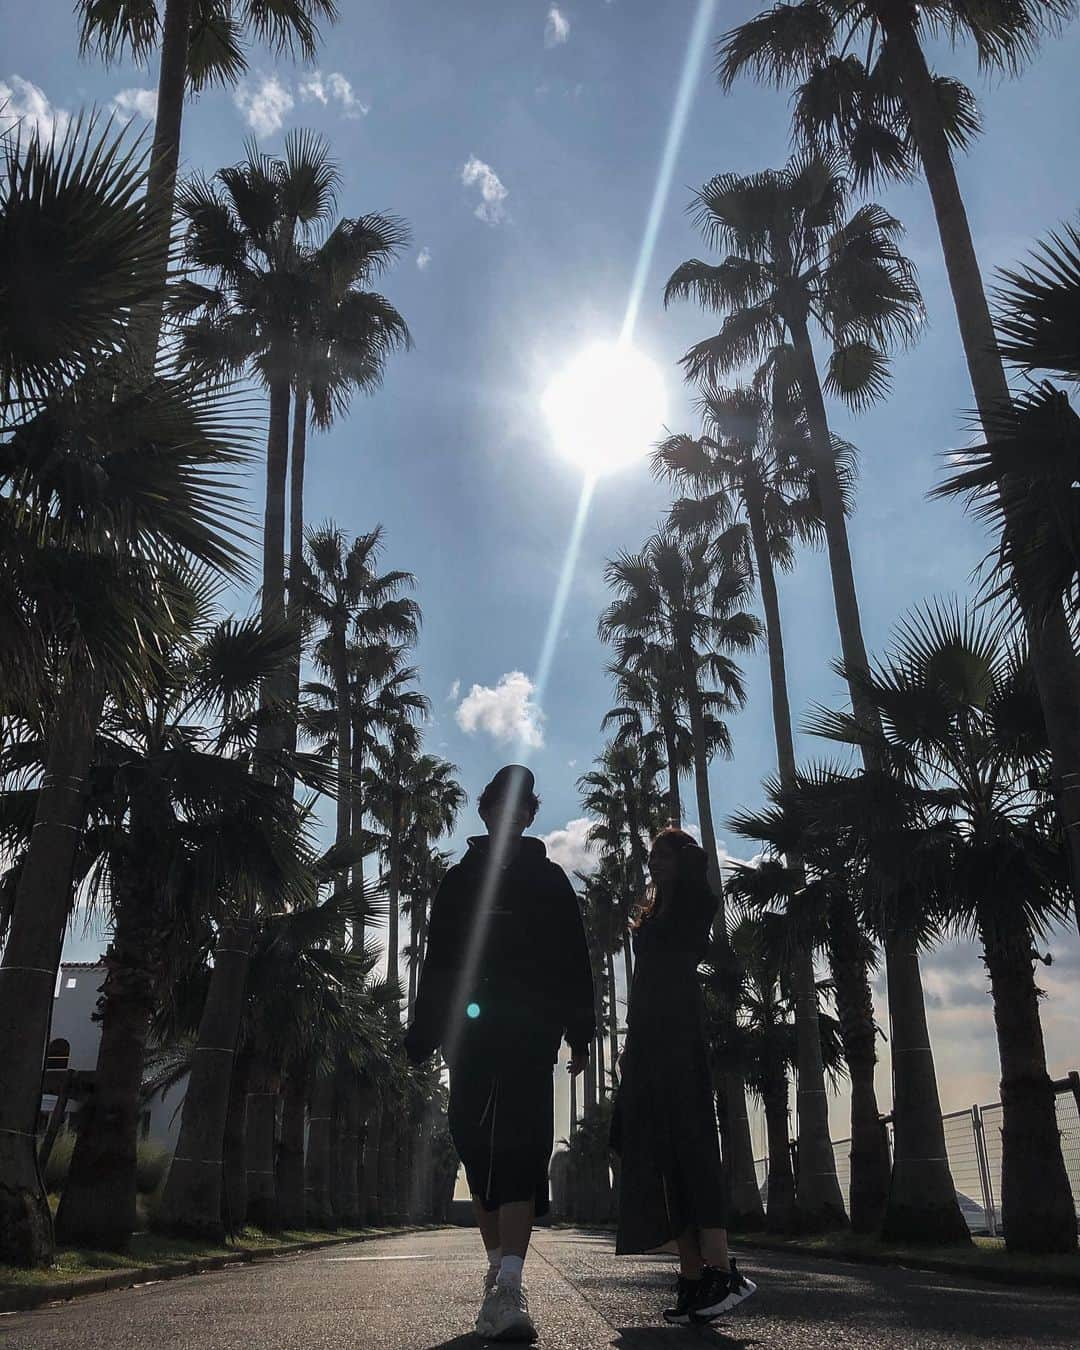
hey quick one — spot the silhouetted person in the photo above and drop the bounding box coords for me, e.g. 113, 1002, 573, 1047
610, 827, 757, 1325
405, 764, 594, 1342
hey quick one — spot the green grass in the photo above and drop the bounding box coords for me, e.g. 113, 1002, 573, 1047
735, 1230, 1080, 1284
0, 1226, 379, 1292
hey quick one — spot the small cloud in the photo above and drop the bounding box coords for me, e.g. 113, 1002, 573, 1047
0, 76, 70, 142
461, 155, 509, 226
455, 671, 543, 748
233, 74, 294, 137
545, 5, 570, 46
541, 817, 598, 876
417, 247, 432, 271
447, 678, 460, 701
299, 70, 369, 118
111, 87, 157, 120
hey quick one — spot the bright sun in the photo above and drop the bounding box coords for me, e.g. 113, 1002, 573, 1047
541, 340, 668, 479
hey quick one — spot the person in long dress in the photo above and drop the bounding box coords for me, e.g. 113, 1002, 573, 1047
611, 826, 758, 1325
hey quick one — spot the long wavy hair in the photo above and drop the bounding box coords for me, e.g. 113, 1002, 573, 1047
630, 827, 708, 929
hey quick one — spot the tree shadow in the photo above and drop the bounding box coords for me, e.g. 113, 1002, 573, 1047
609, 1329, 758, 1349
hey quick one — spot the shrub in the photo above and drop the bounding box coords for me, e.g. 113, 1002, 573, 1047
136, 1139, 170, 1195
41, 1126, 75, 1193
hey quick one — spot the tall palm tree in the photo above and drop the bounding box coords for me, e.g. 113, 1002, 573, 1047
655, 391, 851, 1230
0, 123, 247, 1267
602, 652, 691, 829
728, 786, 890, 1234
600, 533, 766, 1226
809, 603, 1077, 1253
76, 0, 339, 354
665, 156, 969, 1242
718, 0, 1080, 930
579, 738, 667, 984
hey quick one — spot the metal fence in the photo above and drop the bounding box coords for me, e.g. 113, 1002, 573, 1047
756, 1069, 1080, 1236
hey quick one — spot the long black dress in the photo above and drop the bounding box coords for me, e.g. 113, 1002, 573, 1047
610, 877, 727, 1254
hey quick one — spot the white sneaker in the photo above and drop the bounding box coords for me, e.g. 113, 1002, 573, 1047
475, 1271, 500, 1337
485, 1280, 538, 1342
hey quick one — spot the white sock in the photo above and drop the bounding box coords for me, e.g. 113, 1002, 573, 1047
498, 1254, 524, 1286
486, 1246, 502, 1269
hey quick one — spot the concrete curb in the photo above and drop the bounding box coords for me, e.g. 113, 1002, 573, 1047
0, 1224, 446, 1315
731, 1235, 1080, 1295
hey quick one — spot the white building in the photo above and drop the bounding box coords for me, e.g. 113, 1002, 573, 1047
41, 960, 187, 1152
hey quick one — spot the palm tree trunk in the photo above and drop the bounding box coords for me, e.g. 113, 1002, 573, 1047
154, 922, 251, 1240
55, 928, 156, 1249
222, 1049, 250, 1234
137, 0, 194, 360
718, 1068, 765, 1228
362, 1098, 384, 1225
762, 1072, 796, 1234
332, 625, 351, 907
605, 947, 619, 1088
886, 19, 1080, 927
788, 312, 965, 1242
881, 930, 970, 1244
0, 670, 103, 1266
350, 733, 366, 949
746, 490, 846, 1230
387, 797, 402, 993
281, 385, 309, 781
826, 892, 890, 1234
306, 1072, 336, 1229
660, 707, 682, 828
276, 1068, 307, 1230
378, 1103, 400, 1224
244, 1053, 280, 1233
978, 905, 1077, 1253
679, 664, 725, 909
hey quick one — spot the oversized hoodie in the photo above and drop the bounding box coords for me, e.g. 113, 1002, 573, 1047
405, 834, 596, 1066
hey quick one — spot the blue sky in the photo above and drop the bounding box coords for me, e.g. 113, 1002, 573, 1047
9, 1, 1079, 1136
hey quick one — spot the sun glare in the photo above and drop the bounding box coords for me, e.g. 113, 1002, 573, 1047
541, 341, 668, 479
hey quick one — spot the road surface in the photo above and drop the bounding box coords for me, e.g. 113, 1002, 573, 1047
1, 1226, 1076, 1349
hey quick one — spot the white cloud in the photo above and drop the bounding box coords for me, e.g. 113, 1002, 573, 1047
299, 70, 369, 118
461, 155, 509, 225
111, 87, 157, 120
417, 247, 432, 271
541, 817, 598, 876
455, 671, 543, 748
545, 5, 570, 46
233, 74, 294, 137
447, 678, 459, 700
0, 76, 70, 142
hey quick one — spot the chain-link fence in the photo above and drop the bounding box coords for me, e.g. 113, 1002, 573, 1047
755, 1070, 1080, 1236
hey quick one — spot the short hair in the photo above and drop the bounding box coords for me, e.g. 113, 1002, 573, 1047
477, 783, 541, 825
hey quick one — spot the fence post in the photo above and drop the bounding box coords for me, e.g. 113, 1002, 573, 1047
971, 1104, 997, 1238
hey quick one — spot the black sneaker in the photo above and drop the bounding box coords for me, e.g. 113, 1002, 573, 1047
662, 1273, 703, 1325
689, 1259, 757, 1322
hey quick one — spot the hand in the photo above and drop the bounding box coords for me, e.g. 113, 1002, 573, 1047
568, 1049, 589, 1078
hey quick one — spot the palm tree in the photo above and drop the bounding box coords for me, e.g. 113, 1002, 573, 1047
600, 533, 766, 1227
602, 651, 691, 829
729, 788, 890, 1234
664, 155, 970, 1243
656, 390, 851, 1230
578, 738, 667, 984
718, 0, 1080, 931
0, 123, 248, 1267
173, 133, 342, 682
76, 0, 339, 354
51, 597, 299, 1248
809, 603, 1077, 1253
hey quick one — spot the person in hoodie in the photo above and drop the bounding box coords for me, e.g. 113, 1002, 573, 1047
405, 764, 594, 1343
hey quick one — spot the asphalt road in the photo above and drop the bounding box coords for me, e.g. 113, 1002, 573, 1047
2, 1226, 1077, 1349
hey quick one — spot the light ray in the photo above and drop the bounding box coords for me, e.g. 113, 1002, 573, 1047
434, 2, 715, 1076
620, 0, 717, 348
